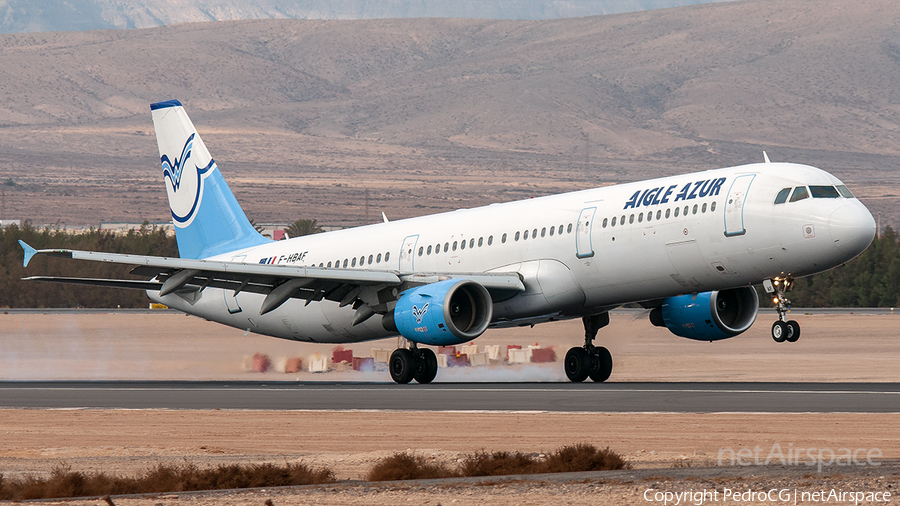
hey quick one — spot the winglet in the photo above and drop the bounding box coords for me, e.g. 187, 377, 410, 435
19, 240, 36, 267
763, 151, 771, 164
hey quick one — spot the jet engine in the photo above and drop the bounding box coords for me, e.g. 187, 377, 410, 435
382, 279, 493, 346
649, 287, 759, 341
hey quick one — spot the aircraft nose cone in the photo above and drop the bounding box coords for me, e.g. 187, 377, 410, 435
829, 203, 876, 258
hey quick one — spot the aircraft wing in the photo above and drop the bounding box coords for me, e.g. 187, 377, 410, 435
19, 241, 524, 316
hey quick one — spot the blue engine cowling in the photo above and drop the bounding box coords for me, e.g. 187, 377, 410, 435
382, 279, 493, 346
649, 286, 759, 341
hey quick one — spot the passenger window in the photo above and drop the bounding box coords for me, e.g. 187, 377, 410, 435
602, 218, 608, 228
368, 254, 373, 264
452, 241, 458, 251
461, 239, 466, 249
343, 259, 349, 268
514, 232, 520, 241
469, 238, 475, 248
435, 244, 440, 253
488, 236, 493, 245
558, 225, 564, 235
692, 204, 698, 215
427, 245, 433, 255
550, 226, 556, 235
656, 210, 661, 220
629, 214, 635, 224
541, 227, 546, 237
478, 238, 483, 247
674, 207, 680, 217
377, 253, 382, 263
810, 185, 840, 198
567, 224, 573, 233
683, 206, 689, 216
789, 186, 809, 202
384, 252, 390, 262
351, 257, 357, 267
774, 187, 791, 204
701, 203, 707, 213
417, 247, 423, 257
710, 202, 716, 212
502, 233, 507, 243
444, 242, 450, 252
612, 216, 617, 226
638, 213, 644, 223
665, 208, 670, 218
532, 228, 538, 238
524, 230, 529, 240
359, 256, 365, 265
620, 215, 625, 225
327, 261, 332, 268
836, 185, 854, 198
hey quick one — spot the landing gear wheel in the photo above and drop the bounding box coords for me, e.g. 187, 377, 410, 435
588, 346, 613, 383
414, 348, 438, 384
565, 347, 590, 383
785, 320, 800, 342
390, 348, 416, 384
771, 321, 788, 343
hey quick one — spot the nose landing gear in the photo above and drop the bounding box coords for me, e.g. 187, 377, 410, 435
764, 278, 800, 343
564, 313, 613, 382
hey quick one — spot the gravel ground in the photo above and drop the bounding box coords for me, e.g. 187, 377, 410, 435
29, 462, 900, 505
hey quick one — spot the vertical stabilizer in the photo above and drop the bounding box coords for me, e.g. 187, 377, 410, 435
150, 100, 270, 259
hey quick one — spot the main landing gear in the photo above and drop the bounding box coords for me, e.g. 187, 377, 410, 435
564, 313, 613, 383
390, 344, 438, 384
764, 278, 800, 343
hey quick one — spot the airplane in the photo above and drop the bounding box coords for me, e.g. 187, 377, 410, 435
19, 100, 877, 384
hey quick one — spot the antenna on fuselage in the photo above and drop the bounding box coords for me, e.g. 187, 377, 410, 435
763, 151, 771, 164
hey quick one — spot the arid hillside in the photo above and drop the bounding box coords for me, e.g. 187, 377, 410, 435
0, 0, 898, 229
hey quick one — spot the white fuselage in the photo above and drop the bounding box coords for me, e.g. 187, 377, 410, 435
152, 162, 875, 343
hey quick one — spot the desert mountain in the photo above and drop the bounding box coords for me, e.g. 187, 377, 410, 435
0, 0, 734, 33
0, 0, 897, 230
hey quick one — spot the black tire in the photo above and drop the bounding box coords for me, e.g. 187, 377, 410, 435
564, 347, 590, 382
771, 321, 788, 343
588, 346, 613, 383
414, 348, 439, 384
786, 320, 801, 342
389, 349, 416, 384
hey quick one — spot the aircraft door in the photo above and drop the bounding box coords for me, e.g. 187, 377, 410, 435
576, 207, 597, 258
724, 174, 756, 237
399, 235, 419, 272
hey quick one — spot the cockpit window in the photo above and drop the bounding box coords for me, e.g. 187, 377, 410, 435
789, 186, 809, 202
809, 185, 840, 198
774, 187, 791, 205
836, 185, 855, 198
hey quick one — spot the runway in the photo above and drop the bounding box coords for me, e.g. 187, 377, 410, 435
1, 381, 898, 412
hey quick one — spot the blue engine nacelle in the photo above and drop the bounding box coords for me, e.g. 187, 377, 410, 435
649, 286, 759, 341
382, 279, 493, 346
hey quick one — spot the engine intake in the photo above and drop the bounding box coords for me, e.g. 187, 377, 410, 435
383, 279, 493, 346
649, 286, 759, 341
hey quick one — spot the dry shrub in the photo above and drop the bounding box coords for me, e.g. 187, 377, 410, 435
543, 443, 631, 473
0, 462, 335, 500
366, 453, 456, 481
458, 451, 541, 477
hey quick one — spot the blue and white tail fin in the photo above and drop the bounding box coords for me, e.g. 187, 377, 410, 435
150, 100, 270, 259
